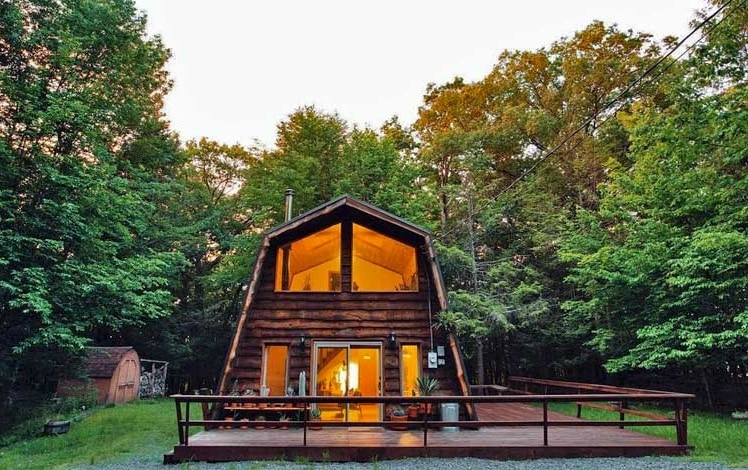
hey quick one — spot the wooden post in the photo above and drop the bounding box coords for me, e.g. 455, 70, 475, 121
201, 400, 211, 431
542, 400, 548, 446
423, 404, 429, 447
619, 399, 626, 429
302, 402, 307, 446
175, 398, 184, 445
675, 399, 688, 446
184, 398, 190, 446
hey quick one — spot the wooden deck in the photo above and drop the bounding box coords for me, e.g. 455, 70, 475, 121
164, 403, 690, 463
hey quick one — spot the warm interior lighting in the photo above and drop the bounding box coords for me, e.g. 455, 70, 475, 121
337, 362, 347, 388
348, 362, 359, 390
401, 344, 419, 396
263, 345, 289, 396
352, 224, 417, 291
275, 224, 341, 291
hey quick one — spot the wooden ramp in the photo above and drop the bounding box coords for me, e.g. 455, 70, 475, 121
164, 403, 689, 463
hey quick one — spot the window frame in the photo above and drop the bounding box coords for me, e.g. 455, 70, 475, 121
400, 343, 421, 396
261, 343, 290, 397
273, 221, 420, 294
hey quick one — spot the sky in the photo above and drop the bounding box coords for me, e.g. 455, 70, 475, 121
133, 0, 707, 149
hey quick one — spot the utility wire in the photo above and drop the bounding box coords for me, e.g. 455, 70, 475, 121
436, 0, 741, 243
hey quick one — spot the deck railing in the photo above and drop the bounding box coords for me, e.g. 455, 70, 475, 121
172, 380, 693, 449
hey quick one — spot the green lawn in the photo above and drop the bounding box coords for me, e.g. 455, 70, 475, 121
549, 402, 748, 467
1, 399, 746, 469
0, 398, 186, 470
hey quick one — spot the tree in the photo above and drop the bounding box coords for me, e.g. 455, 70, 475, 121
560, 1, 748, 404
414, 21, 663, 383
0, 0, 185, 405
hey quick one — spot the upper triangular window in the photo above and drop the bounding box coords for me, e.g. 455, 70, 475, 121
275, 224, 341, 291
352, 224, 417, 292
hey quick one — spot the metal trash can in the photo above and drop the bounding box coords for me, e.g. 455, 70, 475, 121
440, 403, 459, 432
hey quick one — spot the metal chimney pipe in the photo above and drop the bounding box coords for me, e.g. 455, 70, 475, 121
284, 189, 295, 222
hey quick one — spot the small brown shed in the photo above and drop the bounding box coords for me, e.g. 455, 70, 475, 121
57, 346, 141, 405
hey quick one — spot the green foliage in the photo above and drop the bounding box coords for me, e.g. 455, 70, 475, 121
0, 0, 186, 401
414, 375, 439, 396
560, 5, 748, 395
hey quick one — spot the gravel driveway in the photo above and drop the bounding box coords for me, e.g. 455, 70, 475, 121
72, 456, 737, 470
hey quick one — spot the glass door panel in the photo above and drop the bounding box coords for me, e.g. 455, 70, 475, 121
313, 342, 382, 422
315, 346, 347, 421
349, 346, 380, 422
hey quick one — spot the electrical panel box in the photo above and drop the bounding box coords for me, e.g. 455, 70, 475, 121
427, 351, 438, 368
437, 345, 445, 357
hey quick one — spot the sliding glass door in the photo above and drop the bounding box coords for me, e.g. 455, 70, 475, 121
313, 342, 381, 422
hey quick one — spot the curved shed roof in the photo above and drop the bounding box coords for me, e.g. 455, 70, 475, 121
85, 347, 137, 378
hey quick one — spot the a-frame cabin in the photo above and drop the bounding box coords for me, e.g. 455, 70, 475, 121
219, 195, 472, 423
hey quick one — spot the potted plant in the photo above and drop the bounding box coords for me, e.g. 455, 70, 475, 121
285, 386, 295, 408
278, 413, 290, 430
228, 378, 241, 408
389, 406, 408, 431
243, 388, 256, 408
407, 390, 419, 418
254, 415, 266, 430
258, 384, 269, 409
309, 407, 322, 430
416, 375, 439, 415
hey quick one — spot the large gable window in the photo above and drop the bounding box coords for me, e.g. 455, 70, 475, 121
275, 224, 341, 291
352, 224, 417, 291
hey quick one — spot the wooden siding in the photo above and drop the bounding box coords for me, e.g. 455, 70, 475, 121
225, 249, 459, 397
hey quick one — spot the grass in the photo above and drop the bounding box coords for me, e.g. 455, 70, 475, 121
0, 398, 192, 470
1, 398, 745, 468
549, 402, 748, 467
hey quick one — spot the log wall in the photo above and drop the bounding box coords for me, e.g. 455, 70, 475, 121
225, 248, 459, 397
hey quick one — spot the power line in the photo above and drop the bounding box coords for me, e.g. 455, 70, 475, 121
435, 0, 741, 243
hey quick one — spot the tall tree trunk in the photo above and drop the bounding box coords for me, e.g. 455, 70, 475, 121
439, 190, 448, 230
476, 339, 485, 385
467, 190, 484, 385
700, 368, 714, 410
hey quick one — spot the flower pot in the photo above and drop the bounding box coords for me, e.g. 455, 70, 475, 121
309, 418, 322, 430
44, 420, 70, 435
220, 417, 234, 429
408, 405, 420, 419
389, 414, 408, 431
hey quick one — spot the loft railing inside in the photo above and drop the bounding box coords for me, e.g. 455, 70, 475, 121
172, 382, 693, 448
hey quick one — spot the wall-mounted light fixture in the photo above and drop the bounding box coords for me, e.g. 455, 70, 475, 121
388, 331, 397, 349
299, 333, 307, 348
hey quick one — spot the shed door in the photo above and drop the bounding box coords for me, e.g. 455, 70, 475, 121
313, 342, 381, 422
116, 359, 138, 403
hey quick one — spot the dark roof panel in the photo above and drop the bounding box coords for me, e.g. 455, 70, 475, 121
85, 347, 136, 378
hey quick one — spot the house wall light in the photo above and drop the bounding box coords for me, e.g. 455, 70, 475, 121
299, 333, 307, 348
388, 331, 397, 349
